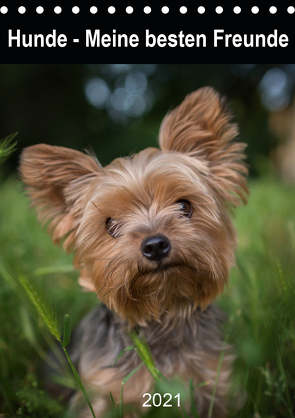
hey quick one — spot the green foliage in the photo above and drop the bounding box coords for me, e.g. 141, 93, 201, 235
18, 272, 60, 341
219, 177, 295, 418
62, 314, 71, 348
0, 132, 17, 165
15, 374, 64, 417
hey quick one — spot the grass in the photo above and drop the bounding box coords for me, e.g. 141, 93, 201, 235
0, 172, 295, 417
0, 133, 17, 165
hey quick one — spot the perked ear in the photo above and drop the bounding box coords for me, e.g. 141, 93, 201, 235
159, 87, 248, 207
19, 144, 101, 250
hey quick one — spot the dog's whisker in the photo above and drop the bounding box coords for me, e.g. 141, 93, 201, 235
95, 258, 112, 261
102, 289, 113, 298
91, 200, 103, 213
102, 259, 115, 270
105, 259, 129, 278
96, 282, 106, 297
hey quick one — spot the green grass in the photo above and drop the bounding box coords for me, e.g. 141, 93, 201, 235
0, 174, 295, 417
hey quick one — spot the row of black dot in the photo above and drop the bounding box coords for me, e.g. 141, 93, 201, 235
0, 5, 295, 14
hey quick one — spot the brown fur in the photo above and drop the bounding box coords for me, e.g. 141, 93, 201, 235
19, 87, 248, 417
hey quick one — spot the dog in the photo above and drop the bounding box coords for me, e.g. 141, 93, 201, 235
19, 87, 248, 417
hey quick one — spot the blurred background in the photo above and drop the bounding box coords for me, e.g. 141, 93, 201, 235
1, 64, 295, 418
1, 63, 295, 180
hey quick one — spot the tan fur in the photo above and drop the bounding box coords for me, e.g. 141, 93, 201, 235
19, 87, 248, 417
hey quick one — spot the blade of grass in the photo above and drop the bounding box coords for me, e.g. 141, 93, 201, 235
189, 379, 200, 418
110, 391, 117, 418
119, 363, 144, 418
0, 132, 17, 164
0, 263, 96, 418
195, 381, 211, 389
129, 331, 163, 381
62, 345, 96, 418
110, 391, 116, 408
277, 348, 294, 416
20, 304, 36, 345
121, 362, 145, 386
33, 265, 75, 277
113, 346, 136, 366
22, 276, 96, 417
274, 317, 295, 342
18, 273, 60, 340
208, 350, 225, 418
51, 374, 78, 390
62, 314, 71, 348
181, 403, 190, 418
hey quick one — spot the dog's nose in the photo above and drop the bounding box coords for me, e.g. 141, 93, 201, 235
141, 234, 171, 261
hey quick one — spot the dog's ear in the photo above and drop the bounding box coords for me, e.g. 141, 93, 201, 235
159, 87, 248, 207
19, 144, 101, 250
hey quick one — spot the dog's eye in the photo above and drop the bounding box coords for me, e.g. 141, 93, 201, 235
176, 200, 192, 218
106, 217, 122, 237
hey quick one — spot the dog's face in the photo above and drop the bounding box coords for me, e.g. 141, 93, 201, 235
20, 87, 248, 326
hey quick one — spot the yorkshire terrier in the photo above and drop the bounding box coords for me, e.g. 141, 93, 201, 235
20, 87, 248, 418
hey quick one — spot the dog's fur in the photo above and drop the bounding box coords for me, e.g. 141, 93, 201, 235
19, 87, 248, 417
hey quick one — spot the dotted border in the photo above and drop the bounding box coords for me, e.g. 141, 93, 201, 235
0, 6, 294, 15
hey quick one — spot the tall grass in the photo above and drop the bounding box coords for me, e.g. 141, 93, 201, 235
219, 177, 295, 418
0, 174, 295, 417
0, 133, 17, 165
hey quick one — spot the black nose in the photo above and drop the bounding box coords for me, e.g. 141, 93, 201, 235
141, 234, 171, 261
